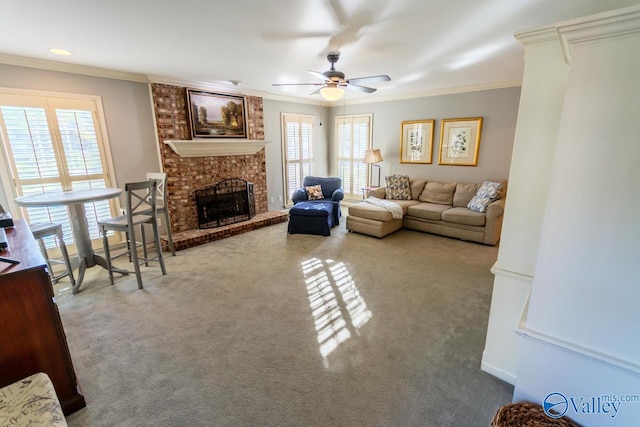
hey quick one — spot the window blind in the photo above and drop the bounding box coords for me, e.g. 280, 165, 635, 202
336, 115, 372, 199
0, 93, 116, 249
282, 113, 314, 206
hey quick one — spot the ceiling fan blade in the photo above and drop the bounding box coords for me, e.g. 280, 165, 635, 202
272, 83, 324, 87
307, 70, 329, 82
347, 75, 391, 84
309, 87, 326, 96
345, 83, 377, 93
327, 0, 349, 26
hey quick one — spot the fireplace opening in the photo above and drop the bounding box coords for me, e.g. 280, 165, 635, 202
194, 178, 256, 229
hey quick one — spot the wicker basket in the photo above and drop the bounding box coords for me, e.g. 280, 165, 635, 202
491, 402, 580, 427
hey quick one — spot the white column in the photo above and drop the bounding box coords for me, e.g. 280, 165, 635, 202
514, 6, 640, 426
481, 26, 569, 385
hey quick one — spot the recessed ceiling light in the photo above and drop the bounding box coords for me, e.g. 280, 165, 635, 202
49, 48, 72, 56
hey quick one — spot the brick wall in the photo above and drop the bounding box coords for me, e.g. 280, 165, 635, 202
151, 83, 267, 233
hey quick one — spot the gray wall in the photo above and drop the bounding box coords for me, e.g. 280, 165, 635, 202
263, 99, 329, 210
262, 87, 520, 209
0, 62, 520, 214
329, 87, 521, 184
0, 63, 160, 211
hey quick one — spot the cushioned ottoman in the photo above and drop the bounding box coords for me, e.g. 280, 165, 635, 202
288, 202, 336, 236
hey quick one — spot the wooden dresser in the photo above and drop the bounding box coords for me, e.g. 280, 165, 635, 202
0, 220, 86, 415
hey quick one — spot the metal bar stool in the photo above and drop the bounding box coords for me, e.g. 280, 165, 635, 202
146, 172, 175, 256
98, 180, 167, 289
29, 222, 76, 287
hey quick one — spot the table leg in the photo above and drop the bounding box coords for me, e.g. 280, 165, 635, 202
68, 203, 127, 293
93, 254, 129, 276
72, 258, 87, 295
69, 203, 95, 267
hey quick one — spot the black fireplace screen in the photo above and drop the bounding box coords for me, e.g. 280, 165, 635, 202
194, 178, 256, 229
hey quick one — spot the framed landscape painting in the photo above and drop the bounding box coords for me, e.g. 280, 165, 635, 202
400, 119, 434, 164
186, 89, 247, 138
438, 117, 483, 166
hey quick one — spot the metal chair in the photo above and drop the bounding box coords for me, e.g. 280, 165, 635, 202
29, 222, 75, 287
145, 172, 175, 256
98, 180, 166, 289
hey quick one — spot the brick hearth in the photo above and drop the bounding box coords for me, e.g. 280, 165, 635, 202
162, 211, 289, 251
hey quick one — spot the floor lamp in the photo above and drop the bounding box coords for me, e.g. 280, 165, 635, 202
364, 149, 383, 187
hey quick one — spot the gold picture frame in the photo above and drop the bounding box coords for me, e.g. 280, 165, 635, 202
400, 119, 434, 164
438, 117, 483, 166
186, 89, 247, 138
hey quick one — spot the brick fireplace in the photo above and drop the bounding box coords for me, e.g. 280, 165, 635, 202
150, 83, 287, 250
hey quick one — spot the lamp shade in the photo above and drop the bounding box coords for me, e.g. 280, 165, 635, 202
320, 86, 344, 101
363, 149, 383, 164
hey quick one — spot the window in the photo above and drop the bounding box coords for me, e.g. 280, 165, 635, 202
282, 113, 314, 206
0, 90, 118, 250
335, 114, 372, 199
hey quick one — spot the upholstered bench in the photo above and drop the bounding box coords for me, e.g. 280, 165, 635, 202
0, 372, 68, 426
288, 201, 336, 236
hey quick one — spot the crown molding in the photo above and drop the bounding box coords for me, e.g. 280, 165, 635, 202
0, 54, 522, 107
328, 80, 522, 107
148, 74, 255, 96
514, 25, 560, 47
556, 4, 640, 64
148, 74, 326, 106
0, 53, 149, 82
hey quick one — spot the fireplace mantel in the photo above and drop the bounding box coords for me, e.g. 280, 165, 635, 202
163, 139, 269, 157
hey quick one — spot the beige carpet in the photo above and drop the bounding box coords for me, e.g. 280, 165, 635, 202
56, 213, 512, 427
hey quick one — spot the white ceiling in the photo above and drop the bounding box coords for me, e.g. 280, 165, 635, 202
1, 0, 638, 103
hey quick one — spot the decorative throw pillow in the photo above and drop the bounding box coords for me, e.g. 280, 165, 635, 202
305, 185, 324, 200
385, 175, 411, 200
467, 181, 503, 213
419, 181, 456, 205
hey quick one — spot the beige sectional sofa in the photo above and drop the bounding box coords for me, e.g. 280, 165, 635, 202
346, 178, 506, 245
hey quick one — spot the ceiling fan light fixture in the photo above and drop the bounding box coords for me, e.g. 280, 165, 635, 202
320, 86, 344, 101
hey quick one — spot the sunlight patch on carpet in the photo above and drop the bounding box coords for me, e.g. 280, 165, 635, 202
302, 257, 372, 364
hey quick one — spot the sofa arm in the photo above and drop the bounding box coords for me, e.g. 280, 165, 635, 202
291, 189, 307, 204
484, 198, 506, 245
486, 198, 505, 219
369, 187, 386, 199
331, 188, 344, 202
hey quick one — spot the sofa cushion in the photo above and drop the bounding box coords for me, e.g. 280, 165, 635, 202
442, 207, 486, 226
348, 202, 395, 222
385, 174, 411, 200
467, 181, 504, 213
406, 203, 451, 221
419, 181, 456, 205
410, 179, 426, 200
305, 184, 324, 200
453, 182, 479, 207
391, 199, 421, 214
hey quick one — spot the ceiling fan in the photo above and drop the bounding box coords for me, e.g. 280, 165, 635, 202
272, 51, 391, 101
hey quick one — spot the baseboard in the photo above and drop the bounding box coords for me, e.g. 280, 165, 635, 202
481, 359, 517, 386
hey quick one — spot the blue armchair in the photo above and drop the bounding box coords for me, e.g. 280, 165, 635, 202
291, 176, 344, 222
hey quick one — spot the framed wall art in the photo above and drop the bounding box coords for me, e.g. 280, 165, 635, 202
438, 117, 483, 166
399, 119, 434, 164
186, 89, 247, 138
